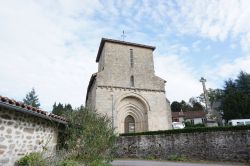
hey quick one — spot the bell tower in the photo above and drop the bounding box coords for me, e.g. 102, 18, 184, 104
86, 38, 172, 133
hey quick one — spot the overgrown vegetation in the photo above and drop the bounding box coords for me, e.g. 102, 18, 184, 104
17, 106, 117, 166
62, 107, 117, 165
17, 152, 45, 166
120, 125, 250, 136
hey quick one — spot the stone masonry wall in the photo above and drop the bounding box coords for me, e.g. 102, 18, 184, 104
97, 42, 166, 91
116, 130, 250, 162
95, 87, 172, 133
0, 107, 59, 166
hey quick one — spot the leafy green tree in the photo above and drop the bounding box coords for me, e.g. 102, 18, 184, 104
52, 103, 73, 116
23, 88, 40, 108
198, 88, 223, 107
171, 101, 182, 112
171, 99, 203, 112
52, 102, 64, 116
180, 100, 192, 111
221, 71, 250, 121
189, 97, 204, 111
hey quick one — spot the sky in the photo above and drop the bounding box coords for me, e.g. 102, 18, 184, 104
0, 0, 250, 111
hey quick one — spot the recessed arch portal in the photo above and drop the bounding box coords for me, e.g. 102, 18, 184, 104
115, 93, 149, 133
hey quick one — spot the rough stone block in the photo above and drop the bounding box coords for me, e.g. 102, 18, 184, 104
0, 149, 4, 155
1, 114, 11, 120
0, 144, 7, 149
23, 127, 35, 134
6, 128, 12, 134
0, 158, 9, 164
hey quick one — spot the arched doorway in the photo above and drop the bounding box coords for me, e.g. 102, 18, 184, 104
115, 93, 149, 133
124, 115, 135, 133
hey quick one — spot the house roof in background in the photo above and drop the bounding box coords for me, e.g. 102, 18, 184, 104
172, 111, 206, 119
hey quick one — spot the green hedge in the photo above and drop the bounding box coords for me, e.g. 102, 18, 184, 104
119, 125, 250, 136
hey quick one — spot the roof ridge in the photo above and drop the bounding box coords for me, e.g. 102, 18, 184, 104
0, 95, 68, 123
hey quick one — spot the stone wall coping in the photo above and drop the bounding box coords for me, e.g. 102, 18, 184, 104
0, 95, 68, 124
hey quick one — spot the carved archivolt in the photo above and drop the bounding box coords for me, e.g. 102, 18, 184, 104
115, 93, 149, 133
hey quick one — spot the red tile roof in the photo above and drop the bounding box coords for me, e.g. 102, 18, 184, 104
0, 95, 67, 124
172, 111, 206, 119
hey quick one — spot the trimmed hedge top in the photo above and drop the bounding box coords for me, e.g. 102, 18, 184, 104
119, 125, 250, 136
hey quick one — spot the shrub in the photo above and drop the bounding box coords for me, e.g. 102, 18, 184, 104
61, 107, 117, 165
184, 121, 205, 128
17, 152, 45, 166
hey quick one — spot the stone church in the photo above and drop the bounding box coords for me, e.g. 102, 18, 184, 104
86, 38, 172, 133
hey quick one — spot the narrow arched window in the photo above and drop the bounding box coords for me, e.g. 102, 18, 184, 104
130, 75, 134, 87
130, 49, 134, 68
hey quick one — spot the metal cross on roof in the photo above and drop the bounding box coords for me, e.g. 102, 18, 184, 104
121, 30, 126, 41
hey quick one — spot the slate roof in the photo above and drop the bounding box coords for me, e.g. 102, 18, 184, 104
0, 95, 67, 124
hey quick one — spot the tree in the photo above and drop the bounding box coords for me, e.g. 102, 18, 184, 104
189, 97, 204, 111
52, 102, 64, 116
171, 101, 182, 112
171, 99, 203, 112
198, 88, 223, 107
23, 88, 40, 108
221, 71, 250, 121
180, 100, 192, 111
52, 103, 73, 116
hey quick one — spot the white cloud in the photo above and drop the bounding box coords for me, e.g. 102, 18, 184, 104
0, 1, 101, 110
1, 0, 250, 111
241, 32, 250, 53
171, 0, 250, 42
217, 55, 250, 79
154, 55, 202, 102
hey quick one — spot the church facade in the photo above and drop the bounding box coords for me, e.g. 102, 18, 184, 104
86, 38, 172, 133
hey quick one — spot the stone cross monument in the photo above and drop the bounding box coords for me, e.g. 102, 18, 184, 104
200, 77, 211, 110
200, 77, 218, 127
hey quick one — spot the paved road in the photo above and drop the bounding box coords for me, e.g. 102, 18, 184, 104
112, 160, 247, 166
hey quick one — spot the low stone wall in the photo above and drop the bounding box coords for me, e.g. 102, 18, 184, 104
116, 130, 250, 162
0, 107, 59, 166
